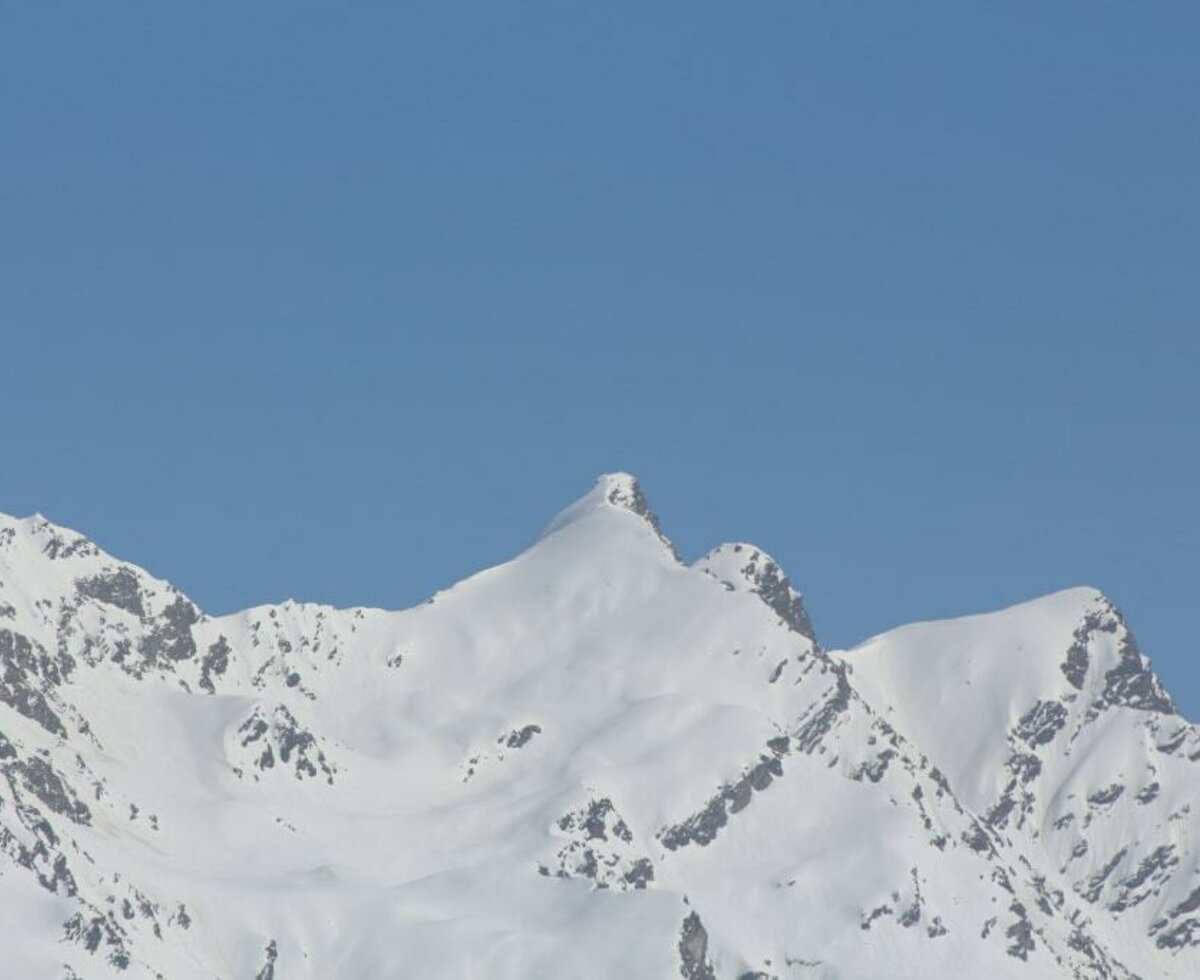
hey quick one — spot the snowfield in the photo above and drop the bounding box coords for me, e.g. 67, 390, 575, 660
0, 474, 1196, 978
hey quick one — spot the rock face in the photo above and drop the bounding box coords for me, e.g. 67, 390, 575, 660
0, 475, 1196, 978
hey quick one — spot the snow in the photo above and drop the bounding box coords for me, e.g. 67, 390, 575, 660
844, 587, 1105, 810
0, 479, 1196, 977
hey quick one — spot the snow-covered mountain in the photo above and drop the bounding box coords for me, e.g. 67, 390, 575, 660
0, 474, 1195, 979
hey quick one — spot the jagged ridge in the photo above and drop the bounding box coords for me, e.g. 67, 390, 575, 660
0, 477, 1195, 978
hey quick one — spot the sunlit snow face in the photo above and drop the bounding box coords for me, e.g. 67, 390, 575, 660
0, 483, 1195, 979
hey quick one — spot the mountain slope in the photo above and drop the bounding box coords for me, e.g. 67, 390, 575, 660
0, 474, 1194, 978
845, 588, 1200, 977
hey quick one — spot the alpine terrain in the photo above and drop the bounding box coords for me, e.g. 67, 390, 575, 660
0, 474, 1196, 979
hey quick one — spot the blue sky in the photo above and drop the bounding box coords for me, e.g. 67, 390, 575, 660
3, 5, 1198, 714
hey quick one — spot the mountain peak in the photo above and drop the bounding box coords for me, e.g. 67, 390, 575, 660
540, 473, 680, 559
595, 471, 645, 509
0, 510, 103, 563
697, 543, 819, 647
0, 485, 1197, 977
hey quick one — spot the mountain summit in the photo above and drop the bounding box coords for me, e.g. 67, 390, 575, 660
0, 480, 1196, 978
540, 471, 680, 558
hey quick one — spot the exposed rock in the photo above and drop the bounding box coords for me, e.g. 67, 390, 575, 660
235, 705, 335, 784
1101, 630, 1175, 714
0, 629, 68, 737
256, 938, 279, 980
1088, 784, 1125, 808
199, 637, 231, 694
1109, 845, 1179, 913
679, 912, 717, 980
502, 724, 542, 749
1014, 700, 1068, 748
1005, 901, 1036, 960
1080, 848, 1129, 904
62, 907, 131, 970
603, 475, 682, 561
545, 797, 652, 891
139, 596, 199, 665
660, 740, 788, 850
792, 668, 852, 754
75, 568, 144, 618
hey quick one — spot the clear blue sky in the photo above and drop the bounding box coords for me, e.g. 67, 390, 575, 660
3, 5, 1198, 715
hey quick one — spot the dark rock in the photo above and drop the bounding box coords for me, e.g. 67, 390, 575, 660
963, 823, 994, 854
1060, 605, 1119, 689
623, 858, 655, 890
1004, 902, 1035, 960
75, 568, 144, 617
558, 798, 632, 843
199, 637, 231, 694
1169, 886, 1200, 919
256, 939, 279, 980
1080, 848, 1128, 903
139, 596, 199, 665
237, 705, 334, 783
1014, 701, 1068, 748
660, 748, 785, 850
1087, 784, 1125, 807
678, 912, 716, 980
62, 908, 131, 970
1156, 726, 1189, 755
504, 724, 542, 749
4, 756, 91, 825
41, 529, 99, 561
549, 797, 650, 891
737, 551, 819, 645
766, 736, 790, 756
792, 668, 852, 754
1102, 630, 1175, 714
0, 629, 69, 737
1109, 845, 1179, 912
1007, 752, 1042, 785
1155, 918, 1200, 950
860, 904, 893, 931
850, 749, 895, 783
605, 477, 682, 562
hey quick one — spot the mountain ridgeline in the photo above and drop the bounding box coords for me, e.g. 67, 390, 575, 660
0, 474, 1196, 978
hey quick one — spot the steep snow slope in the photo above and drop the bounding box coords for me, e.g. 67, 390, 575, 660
845, 589, 1200, 977
0, 474, 1194, 978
